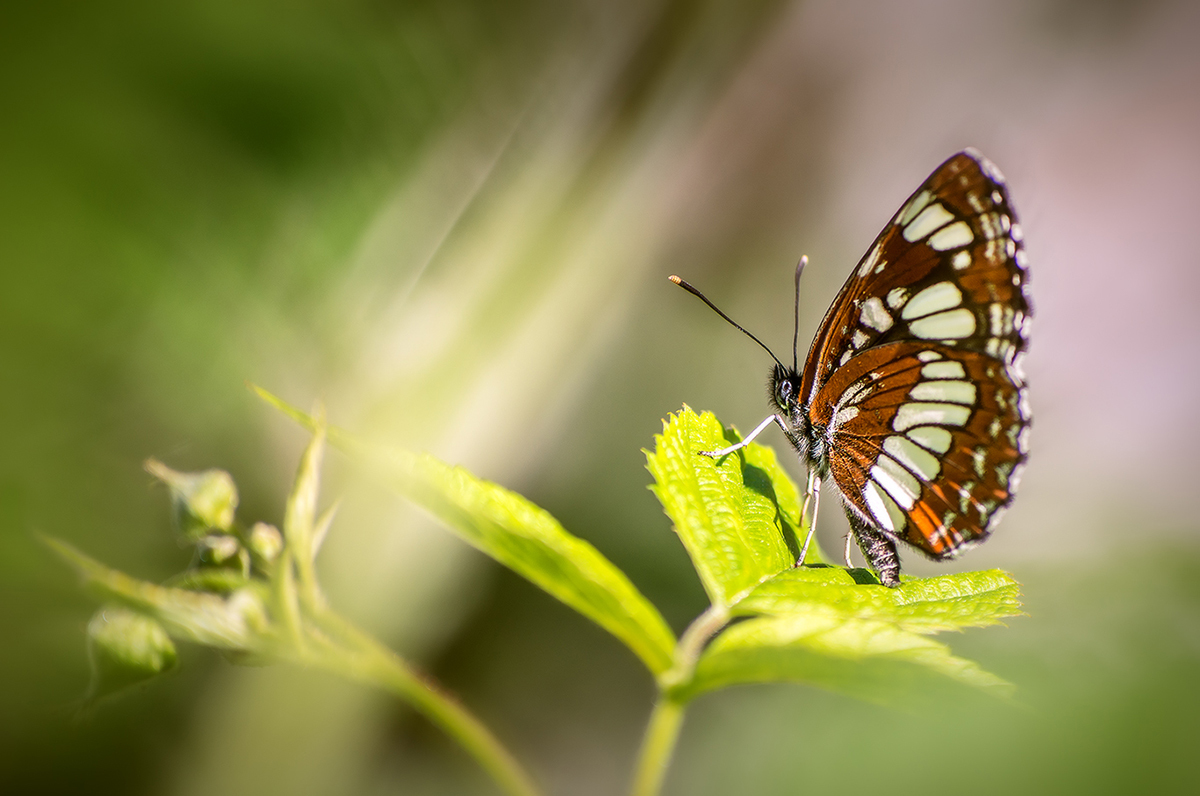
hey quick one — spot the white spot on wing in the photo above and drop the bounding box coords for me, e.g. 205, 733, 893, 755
988, 302, 1015, 336
928, 221, 974, 251
858, 243, 884, 277
1010, 352, 1027, 380
902, 282, 963, 320
907, 425, 952, 453
893, 402, 971, 431
909, 308, 977, 339
863, 480, 897, 531
973, 151, 1006, 184
882, 493, 907, 531
871, 461, 919, 510
952, 250, 972, 270
979, 213, 1001, 240
986, 506, 1008, 532
898, 190, 933, 227
916, 350, 942, 362
884, 435, 942, 482
1009, 463, 1026, 490
903, 203, 955, 242
838, 379, 871, 407
832, 406, 859, 429
972, 446, 988, 477
852, 329, 869, 349
910, 380, 977, 405
989, 417, 1002, 438
985, 337, 1012, 359
996, 461, 1014, 488
860, 296, 893, 332
958, 482, 975, 514
921, 361, 966, 380
1006, 423, 1020, 448
886, 287, 909, 310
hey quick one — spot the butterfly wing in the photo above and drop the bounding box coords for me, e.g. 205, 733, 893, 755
801, 150, 1031, 559
810, 341, 1028, 558
798, 150, 1030, 408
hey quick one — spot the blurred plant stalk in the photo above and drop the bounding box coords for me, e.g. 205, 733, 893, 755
46, 421, 540, 796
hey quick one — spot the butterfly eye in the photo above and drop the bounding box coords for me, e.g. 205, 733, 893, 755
778, 380, 794, 405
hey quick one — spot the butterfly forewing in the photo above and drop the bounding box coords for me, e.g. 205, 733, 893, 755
799, 150, 1030, 408
803, 150, 1031, 561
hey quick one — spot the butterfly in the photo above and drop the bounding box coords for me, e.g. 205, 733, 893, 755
671, 149, 1030, 587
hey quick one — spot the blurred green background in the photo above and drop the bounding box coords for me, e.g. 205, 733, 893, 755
3, 0, 1199, 793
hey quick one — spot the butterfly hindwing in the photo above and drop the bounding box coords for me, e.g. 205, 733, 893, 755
810, 341, 1029, 559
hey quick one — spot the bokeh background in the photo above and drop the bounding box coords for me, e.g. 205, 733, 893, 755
4, 0, 1199, 793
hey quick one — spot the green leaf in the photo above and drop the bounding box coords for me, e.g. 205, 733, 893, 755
312, 502, 341, 557
86, 605, 178, 701
644, 408, 1020, 707
677, 605, 1014, 705
283, 418, 326, 606
735, 567, 1023, 634
44, 536, 268, 650
646, 407, 819, 609
284, 416, 325, 571
252, 386, 677, 677
371, 450, 677, 675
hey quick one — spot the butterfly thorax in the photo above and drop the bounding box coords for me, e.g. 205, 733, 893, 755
769, 364, 829, 477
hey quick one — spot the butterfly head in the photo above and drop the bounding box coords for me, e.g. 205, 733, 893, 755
769, 363, 807, 431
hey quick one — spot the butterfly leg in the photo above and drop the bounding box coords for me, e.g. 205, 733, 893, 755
796, 471, 821, 567
843, 531, 854, 569
848, 515, 901, 588
699, 414, 787, 458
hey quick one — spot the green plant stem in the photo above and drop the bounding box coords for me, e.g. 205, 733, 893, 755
301, 610, 541, 796
661, 603, 728, 691
631, 604, 729, 796
273, 550, 304, 650
630, 697, 685, 796
676, 605, 729, 670
293, 546, 320, 611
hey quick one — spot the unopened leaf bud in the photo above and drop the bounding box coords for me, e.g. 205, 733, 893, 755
146, 459, 238, 540
246, 522, 283, 565
198, 534, 243, 567
86, 605, 178, 702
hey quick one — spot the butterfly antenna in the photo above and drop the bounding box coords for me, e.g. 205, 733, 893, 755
792, 255, 808, 372
668, 275, 786, 370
